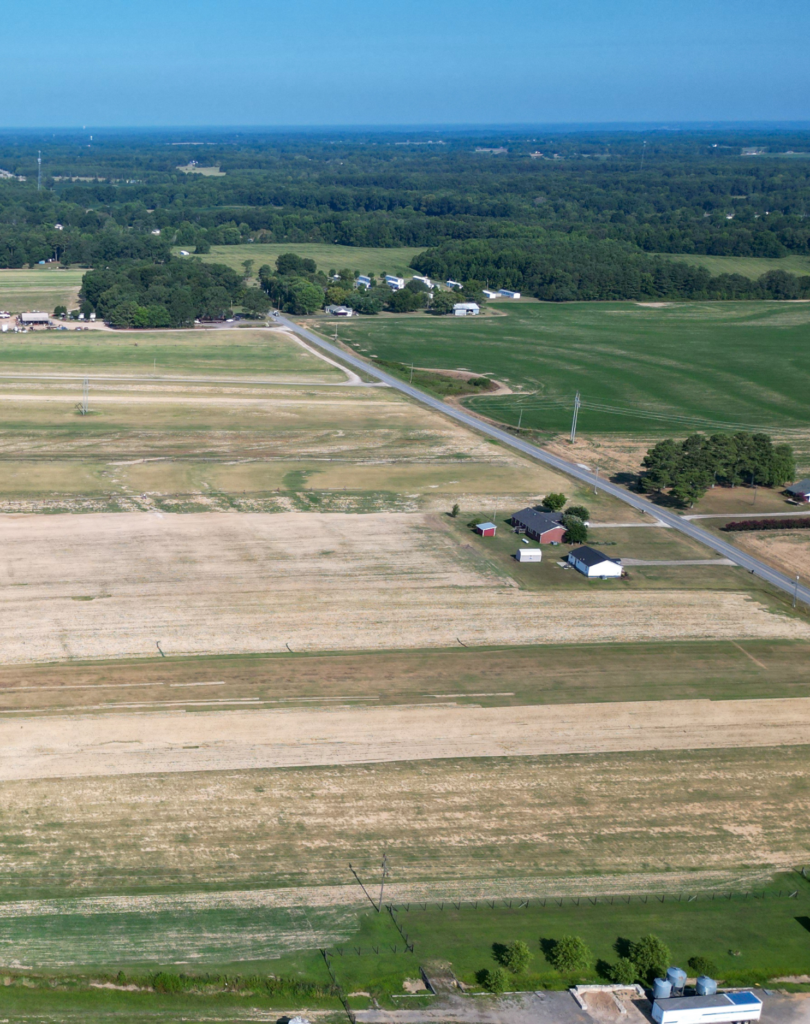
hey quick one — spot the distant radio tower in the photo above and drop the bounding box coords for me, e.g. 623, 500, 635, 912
639, 140, 647, 172
37, 151, 42, 191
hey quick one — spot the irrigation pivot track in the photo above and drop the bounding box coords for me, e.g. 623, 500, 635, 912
279, 314, 810, 609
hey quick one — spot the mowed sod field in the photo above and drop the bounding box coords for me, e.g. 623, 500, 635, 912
335, 300, 810, 436
173, 241, 425, 278
657, 251, 810, 279
0, 266, 84, 313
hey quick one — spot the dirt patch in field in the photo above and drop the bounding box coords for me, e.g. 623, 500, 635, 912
0, 512, 806, 665
1, 697, 809, 781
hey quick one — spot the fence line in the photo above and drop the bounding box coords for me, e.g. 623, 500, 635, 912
389, 887, 802, 913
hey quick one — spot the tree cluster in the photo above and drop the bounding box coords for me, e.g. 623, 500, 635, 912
641, 432, 795, 506
81, 258, 244, 327
723, 517, 810, 532
413, 237, 810, 302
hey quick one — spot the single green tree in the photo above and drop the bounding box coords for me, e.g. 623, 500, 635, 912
687, 955, 718, 977
430, 291, 456, 314
194, 238, 211, 254
543, 492, 567, 512
502, 939, 532, 974
450, 503, 460, 518
608, 958, 638, 984
564, 505, 590, 521
629, 935, 671, 983
547, 935, 592, 973
481, 966, 509, 994
562, 519, 588, 544
53, 304, 67, 318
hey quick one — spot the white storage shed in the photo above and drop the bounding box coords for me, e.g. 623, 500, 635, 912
652, 991, 762, 1024
516, 548, 542, 562
568, 546, 622, 578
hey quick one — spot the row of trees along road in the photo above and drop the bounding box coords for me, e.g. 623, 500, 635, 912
641, 432, 796, 507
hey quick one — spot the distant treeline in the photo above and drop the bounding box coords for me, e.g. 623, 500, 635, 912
641, 432, 796, 507
412, 238, 810, 301
3, 128, 810, 268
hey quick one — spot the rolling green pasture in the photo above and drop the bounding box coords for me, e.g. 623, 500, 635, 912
657, 252, 810, 279
0, 267, 84, 313
336, 301, 810, 434
173, 242, 425, 278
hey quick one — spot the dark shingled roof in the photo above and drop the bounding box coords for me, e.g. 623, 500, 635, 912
510, 507, 563, 534
787, 479, 810, 494
569, 545, 619, 568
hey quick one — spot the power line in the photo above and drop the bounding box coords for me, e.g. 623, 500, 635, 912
569, 390, 580, 442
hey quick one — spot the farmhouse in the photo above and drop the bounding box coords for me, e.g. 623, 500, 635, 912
18, 312, 50, 326
475, 521, 497, 537
325, 305, 353, 317
510, 507, 565, 543
786, 479, 810, 501
498, 288, 521, 299
453, 302, 480, 316
568, 546, 622, 578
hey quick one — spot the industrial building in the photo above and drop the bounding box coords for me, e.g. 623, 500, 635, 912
510, 507, 565, 543
18, 312, 50, 326
652, 991, 762, 1024
475, 521, 497, 537
568, 546, 623, 578
453, 302, 480, 316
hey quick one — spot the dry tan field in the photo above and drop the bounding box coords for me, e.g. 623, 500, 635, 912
2, 696, 810, 782
2, 745, 807, 899
733, 531, 810, 581
0, 511, 806, 664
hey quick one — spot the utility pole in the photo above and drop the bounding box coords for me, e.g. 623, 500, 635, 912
517, 408, 523, 432
594, 467, 599, 495
569, 391, 581, 443
794, 575, 800, 609
409, 361, 414, 384
37, 151, 42, 192
377, 851, 389, 911
79, 378, 89, 416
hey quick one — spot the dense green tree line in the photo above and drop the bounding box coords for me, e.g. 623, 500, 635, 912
641, 432, 796, 506
412, 237, 810, 301
3, 129, 810, 268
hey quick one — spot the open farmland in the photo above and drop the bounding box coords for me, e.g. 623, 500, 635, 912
0, 511, 805, 664
656, 251, 810, 279
0, 267, 85, 313
335, 301, 810, 436
173, 242, 425, 278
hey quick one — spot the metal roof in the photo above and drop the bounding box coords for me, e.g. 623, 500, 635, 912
511, 507, 563, 534
476, 522, 496, 530
656, 995, 731, 1010
569, 545, 619, 567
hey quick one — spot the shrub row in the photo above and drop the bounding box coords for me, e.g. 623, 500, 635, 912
723, 518, 810, 531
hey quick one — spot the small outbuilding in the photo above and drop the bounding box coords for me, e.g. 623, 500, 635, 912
446, 279, 462, 289
510, 507, 565, 543
498, 288, 521, 299
568, 546, 622, 578
516, 548, 542, 562
475, 522, 497, 537
19, 312, 50, 325
483, 289, 500, 298
325, 305, 354, 317
355, 275, 372, 289
786, 478, 810, 502
453, 302, 480, 316
385, 275, 405, 290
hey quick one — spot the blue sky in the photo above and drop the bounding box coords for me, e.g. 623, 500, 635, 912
1, 0, 808, 127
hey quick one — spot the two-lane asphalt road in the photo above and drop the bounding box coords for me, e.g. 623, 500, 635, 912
279, 314, 810, 609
